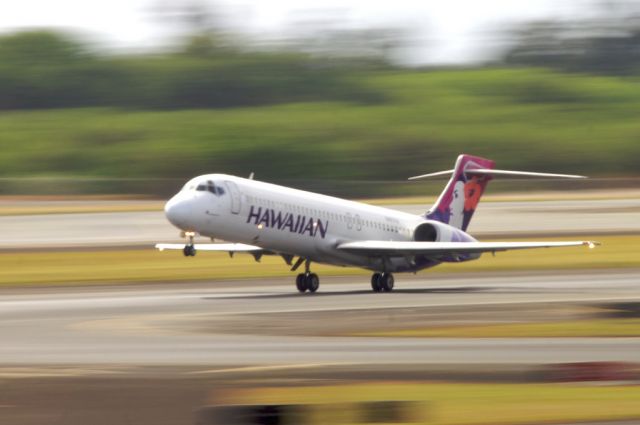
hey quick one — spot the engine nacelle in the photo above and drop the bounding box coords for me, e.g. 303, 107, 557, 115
384, 221, 480, 272
412, 220, 478, 244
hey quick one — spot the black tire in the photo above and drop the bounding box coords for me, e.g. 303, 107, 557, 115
296, 274, 307, 293
381, 273, 394, 292
307, 273, 319, 293
183, 245, 195, 257
371, 273, 382, 292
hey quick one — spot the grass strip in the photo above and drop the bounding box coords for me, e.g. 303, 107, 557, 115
359, 190, 640, 205
224, 382, 640, 425
0, 249, 365, 286
0, 203, 164, 216
0, 235, 636, 287
357, 318, 640, 338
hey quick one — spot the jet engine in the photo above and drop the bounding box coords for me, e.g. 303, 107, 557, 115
412, 220, 478, 244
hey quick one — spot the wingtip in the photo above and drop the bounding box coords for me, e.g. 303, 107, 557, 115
583, 241, 601, 249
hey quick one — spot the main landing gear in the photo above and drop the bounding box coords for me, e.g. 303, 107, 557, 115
292, 260, 394, 294
296, 273, 320, 293
371, 272, 394, 292
295, 259, 319, 293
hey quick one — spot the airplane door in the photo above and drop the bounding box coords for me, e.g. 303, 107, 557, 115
225, 181, 241, 214
355, 214, 363, 231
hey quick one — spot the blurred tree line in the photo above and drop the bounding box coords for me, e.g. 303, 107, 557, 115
503, 2, 640, 75
2, 1, 640, 196
0, 30, 385, 110
2, 4, 640, 112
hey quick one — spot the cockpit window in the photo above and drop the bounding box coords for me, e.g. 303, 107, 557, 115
183, 179, 227, 196
195, 180, 225, 196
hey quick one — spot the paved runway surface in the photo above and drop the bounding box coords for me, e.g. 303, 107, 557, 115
2, 199, 638, 249
1, 270, 639, 366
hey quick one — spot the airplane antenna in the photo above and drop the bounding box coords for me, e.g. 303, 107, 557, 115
249, 172, 255, 180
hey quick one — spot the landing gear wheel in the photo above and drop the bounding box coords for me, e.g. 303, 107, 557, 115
306, 273, 319, 293
183, 245, 196, 257
371, 273, 383, 292
381, 273, 394, 292
296, 274, 307, 293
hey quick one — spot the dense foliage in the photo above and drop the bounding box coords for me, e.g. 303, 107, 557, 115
1, 67, 639, 195
1, 30, 639, 196
0, 31, 382, 110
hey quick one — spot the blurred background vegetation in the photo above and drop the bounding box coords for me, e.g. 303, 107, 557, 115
1, 3, 639, 197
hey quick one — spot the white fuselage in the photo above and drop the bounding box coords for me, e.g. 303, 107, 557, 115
161, 156, 593, 279
165, 174, 440, 272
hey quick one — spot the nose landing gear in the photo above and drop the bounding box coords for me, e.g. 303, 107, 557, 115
183, 245, 196, 257
182, 231, 196, 257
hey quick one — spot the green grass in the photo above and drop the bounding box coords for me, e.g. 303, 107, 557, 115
0, 249, 366, 286
224, 382, 640, 425
1, 68, 640, 196
436, 234, 638, 273
0, 202, 164, 216
0, 235, 636, 287
357, 319, 640, 338
359, 189, 640, 205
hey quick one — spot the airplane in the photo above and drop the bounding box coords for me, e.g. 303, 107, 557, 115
156, 154, 598, 293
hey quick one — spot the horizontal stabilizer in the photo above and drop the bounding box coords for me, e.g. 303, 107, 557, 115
407, 169, 455, 180
409, 169, 587, 180
338, 240, 599, 256
155, 243, 263, 252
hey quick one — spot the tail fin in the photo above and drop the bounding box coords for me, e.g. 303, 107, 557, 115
409, 154, 587, 231
424, 154, 494, 231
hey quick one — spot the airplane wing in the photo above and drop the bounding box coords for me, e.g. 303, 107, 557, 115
337, 240, 598, 256
155, 243, 264, 253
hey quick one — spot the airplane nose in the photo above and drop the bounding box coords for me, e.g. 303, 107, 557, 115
164, 196, 192, 229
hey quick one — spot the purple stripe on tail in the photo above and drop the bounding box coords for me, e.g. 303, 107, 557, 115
426, 154, 495, 231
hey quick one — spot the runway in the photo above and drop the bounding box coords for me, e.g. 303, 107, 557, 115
1, 270, 639, 366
